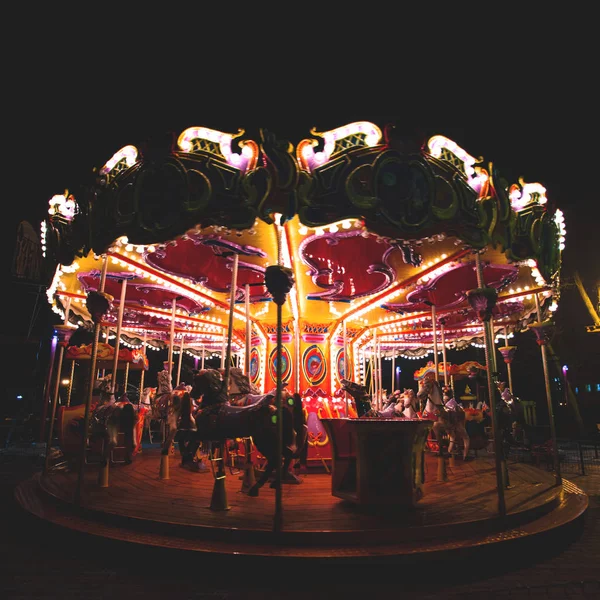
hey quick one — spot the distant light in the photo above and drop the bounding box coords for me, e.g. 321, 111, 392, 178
61, 379, 70, 385
16, 395, 23, 400
562, 365, 568, 371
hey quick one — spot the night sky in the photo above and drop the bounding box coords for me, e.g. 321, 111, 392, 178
4, 108, 599, 426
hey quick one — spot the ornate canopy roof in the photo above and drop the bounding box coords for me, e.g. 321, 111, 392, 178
42, 121, 566, 358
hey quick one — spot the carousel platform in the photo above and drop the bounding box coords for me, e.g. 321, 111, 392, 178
15, 448, 588, 563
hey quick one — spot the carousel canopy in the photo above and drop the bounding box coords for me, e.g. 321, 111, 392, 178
42, 121, 565, 367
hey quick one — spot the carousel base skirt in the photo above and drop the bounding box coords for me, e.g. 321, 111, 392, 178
15, 449, 588, 562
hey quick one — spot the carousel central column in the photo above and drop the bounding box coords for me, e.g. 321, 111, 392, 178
468, 252, 506, 517
110, 279, 128, 395
530, 293, 561, 486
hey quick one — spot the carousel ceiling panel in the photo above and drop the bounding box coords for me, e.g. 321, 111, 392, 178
77, 272, 205, 315
143, 233, 270, 302
401, 262, 518, 311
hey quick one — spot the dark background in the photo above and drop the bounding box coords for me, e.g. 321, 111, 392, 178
3, 108, 599, 437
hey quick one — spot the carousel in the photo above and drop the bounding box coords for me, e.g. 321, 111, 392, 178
15, 121, 588, 562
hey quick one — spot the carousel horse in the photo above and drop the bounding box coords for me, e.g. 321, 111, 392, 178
339, 379, 376, 417
417, 376, 470, 459
162, 368, 307, 497
89, 376, 137, 466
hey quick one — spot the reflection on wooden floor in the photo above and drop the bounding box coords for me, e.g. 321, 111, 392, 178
15, 448, 588, 559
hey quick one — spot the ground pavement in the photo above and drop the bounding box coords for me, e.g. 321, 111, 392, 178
1, 447, 599, 599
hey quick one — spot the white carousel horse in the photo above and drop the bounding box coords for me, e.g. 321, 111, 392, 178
417, 376, 470, 459
400, 389, 418, 418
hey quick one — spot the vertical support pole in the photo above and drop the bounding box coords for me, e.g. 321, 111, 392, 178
66, 359, 75, 407
245, 283, 251, 375
110, 279, 127, 395
441, 320, 448, 387
505, 327, 514, 395
176, 334, 184, 387
378, 338, 383, 409
168, 298, 177, 376
534, 293, 562, 486
44, 297, 72, 474
201, 346, 205, 370
138, 330, 147, 404
294, 318, 300, 393
391, 353, 396, 393
74, 253, 109, 505
223, 253, 239, 394
431, 304, 439, 382
75, 321, 102, 505
474, 253, 506, 517
220, 331, 226, 370
123, 362, 130, 395
39, 332, 58, 442
343, 320, 349, 415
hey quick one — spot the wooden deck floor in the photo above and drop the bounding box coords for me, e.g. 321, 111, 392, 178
16, 448, 589, 560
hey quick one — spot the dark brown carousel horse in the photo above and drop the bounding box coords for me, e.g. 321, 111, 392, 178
89, 390, 137, 466
339, 379, 375, 417
161, 368, 307, 497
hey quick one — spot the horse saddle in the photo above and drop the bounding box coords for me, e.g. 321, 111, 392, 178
196, 395, 273, 440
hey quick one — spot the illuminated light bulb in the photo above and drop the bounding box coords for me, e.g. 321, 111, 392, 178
315, 228, 324, 236
559, 243, 565, 250
329, 224, 338, 233
299, 226, 308, 235
342, 220, 352, 229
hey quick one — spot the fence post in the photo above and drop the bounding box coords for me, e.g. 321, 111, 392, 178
577, 441, 586, 476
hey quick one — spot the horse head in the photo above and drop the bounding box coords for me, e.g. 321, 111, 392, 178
340, 379, 373, 417
192, 369, 228, 406
229, 367, 260, 396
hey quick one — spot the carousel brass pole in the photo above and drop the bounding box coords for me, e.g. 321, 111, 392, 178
533, 293, 562, 486
245, 283, 251, 374
241, 280, 256, 494
110, 279, 128, 396
75, 285, 112, 506
168, 298, 177, 376
378, 337, 383, 408
343, 319, 349, 415
39, 333, 58, 443
138, 330, 147, 403
294, 318, 300, 393
391, 352, 396, 394
472, 253, 506, 517
220, 330, 226, 370
222, 253, 239, 394
123, 362, 130, 395
265, 218, 295, 534
505, 327, 514, 395
440, 320, 448, 387
201, 345, 205, 370
176, 334, 184, 387
44, 298, 73, 474
210, 252, 238, 512
66, 359, 75, 407
431, 304, 439, 382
